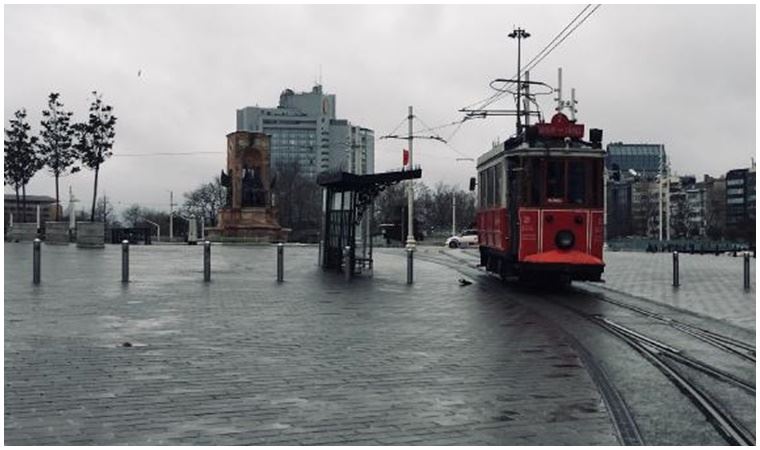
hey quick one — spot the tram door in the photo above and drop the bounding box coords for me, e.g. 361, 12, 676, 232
507, 156, 521, 259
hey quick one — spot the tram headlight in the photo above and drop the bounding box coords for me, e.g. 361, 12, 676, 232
555, 230, 575, 249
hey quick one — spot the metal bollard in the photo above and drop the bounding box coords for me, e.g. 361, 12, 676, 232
121, 240, 129, 283
33, 238, 41, 285
203, 241, 211, 282
672, 251, 679, 287
318, 239, 324, 267
744, 252, 750, 291
277, 243, 284, 282
406, 247, 414, 285
344, 245, 352, 281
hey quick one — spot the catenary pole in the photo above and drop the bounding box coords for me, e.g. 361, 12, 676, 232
406, 105, 415, 249
508, 27, 530, 134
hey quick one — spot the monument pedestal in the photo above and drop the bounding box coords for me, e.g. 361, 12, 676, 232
207, 207, 290, 242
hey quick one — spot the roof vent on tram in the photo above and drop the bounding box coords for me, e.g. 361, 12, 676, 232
590, 128, 603, 149
526, 125, 539, 146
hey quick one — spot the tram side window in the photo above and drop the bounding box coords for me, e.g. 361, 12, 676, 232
479, 171, 486, 207
530, 158, 541, 206
591, 160, 602, 207
546, 161, 565, 203
486, 166, 495, 206
494, 163, 502, 206
568, 161, 586, 205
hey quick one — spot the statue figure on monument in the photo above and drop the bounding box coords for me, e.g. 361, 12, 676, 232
241, 165, 256, 207
220, 170, 232, 207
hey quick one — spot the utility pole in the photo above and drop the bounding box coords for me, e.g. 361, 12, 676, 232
508, 27, 530, 134
406, 106, 415, 248
379, 107, 446, 249
659, 146, 664, 242
451, 193, 457, 236
666, 158, 671, 241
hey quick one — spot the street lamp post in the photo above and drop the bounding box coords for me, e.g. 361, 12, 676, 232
508, 27, 530, 134
406, 105, 415, 249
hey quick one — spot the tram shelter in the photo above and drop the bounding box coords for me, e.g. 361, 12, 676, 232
317, 168, 422, 277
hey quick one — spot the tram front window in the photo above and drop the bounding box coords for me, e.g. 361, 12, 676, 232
568, 161, 586, 204
546, 161, 565, 203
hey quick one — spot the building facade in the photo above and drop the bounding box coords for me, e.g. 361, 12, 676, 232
236, 85, 374, 179
4, 194, 62, 226
725, 167, 756, 242
606, 143, 669, 239
606, 143, 666, 180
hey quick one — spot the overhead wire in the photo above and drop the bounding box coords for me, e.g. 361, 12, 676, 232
464, 4, 599, 112
479, 4, 593, 109
479, 4, 595, 110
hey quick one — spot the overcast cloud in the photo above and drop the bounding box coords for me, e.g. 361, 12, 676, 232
4, 4, 755, 215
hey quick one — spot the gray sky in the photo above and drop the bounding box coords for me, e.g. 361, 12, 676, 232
4, 4, 756, 216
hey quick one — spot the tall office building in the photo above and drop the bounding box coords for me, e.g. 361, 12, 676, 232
725, 167, 755, 238
236, 85, 374, 179
606, 143, 666, 180
606, 143, 668, 239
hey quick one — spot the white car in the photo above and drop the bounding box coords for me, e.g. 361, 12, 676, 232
445, 229, 479, 248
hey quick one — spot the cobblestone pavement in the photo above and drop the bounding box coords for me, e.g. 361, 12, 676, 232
593, 251, 755, 331
450, 247, 755, 332
4, 243, 618, 445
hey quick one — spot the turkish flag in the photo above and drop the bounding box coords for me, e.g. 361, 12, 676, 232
403, 149, 409, 166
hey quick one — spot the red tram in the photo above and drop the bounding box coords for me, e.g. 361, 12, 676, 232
475, 112, 606, 282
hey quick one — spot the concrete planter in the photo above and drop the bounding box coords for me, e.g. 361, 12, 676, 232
76, 222, 105, 248
6, 223, 39, 242
44, 221, 70, 245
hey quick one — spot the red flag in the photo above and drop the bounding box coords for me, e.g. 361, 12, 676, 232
403, 149, 409, 166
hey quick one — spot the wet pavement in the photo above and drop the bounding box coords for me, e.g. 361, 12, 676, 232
4, 242, 618, 445
593, 251, 755, 331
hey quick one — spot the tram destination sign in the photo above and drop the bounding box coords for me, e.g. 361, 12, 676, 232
535, 112, 585, 139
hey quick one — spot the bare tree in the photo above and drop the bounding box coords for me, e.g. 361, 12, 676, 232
93, 196, 116, 226
273, 161, 321, 239
181, 176, 225, 226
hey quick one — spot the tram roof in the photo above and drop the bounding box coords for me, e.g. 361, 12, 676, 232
477, 138, 606, 168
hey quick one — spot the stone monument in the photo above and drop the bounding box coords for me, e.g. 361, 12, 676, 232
206, 131, 289, 242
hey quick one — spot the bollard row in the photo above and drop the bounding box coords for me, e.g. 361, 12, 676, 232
24, 240, 754, 289
29, 241, 432, 287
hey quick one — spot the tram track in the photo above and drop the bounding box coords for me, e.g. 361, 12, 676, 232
408, 247, 756, 445
576, 288, 756, 364
410, 249, 644, 445
588, 314, 756, 446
